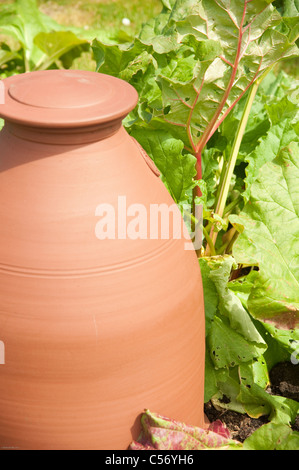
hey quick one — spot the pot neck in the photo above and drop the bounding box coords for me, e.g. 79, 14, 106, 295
4, 119, 123, 145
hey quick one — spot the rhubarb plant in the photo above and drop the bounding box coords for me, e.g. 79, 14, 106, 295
92, 0, 298, 236
93, 0, 299, 447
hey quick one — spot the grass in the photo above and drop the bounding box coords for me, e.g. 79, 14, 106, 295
0, 0, 297, 77
37, 0, 162, 35
35, 0, 163, 72
0, 0, 163, 73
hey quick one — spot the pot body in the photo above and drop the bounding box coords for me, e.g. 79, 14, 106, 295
0, 73, 205, 450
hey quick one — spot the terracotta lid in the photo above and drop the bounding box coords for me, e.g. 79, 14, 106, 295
0, 70, 138, 128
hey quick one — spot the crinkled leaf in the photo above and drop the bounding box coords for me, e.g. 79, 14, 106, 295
231, 143, 299, 329
266, 89, 299, 125
138, 14, 178, 54
278, 0, 299, 43
157, 0, 298, 148
213, 359, 299, 422
93, 0, 298, 155
243, 110, 298, 201
200, 256, 267, 374
129, 410, 242, 450
92, 38, 146, 76
206, 256, 266, 345
119, 50, 155, 82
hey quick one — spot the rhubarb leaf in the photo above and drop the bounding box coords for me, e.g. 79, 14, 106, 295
208, 257, 266, 345
198, 258, 219, 335
244, 423, 299, 450
34, 31, 87, 70
93, 0, 299, 157
201, 256, 266, 370
208, 315, 266, 369
231, 142, 299, 329
129, 409, 242, 450
92, 38, 146, 76
157, 0, 298, 151
243, 108, 298, 201
238, 381, 299, 423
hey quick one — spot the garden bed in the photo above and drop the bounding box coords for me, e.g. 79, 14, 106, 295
205, 362, 299, 443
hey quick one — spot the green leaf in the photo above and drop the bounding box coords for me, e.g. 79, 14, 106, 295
211, 368, 247, 414
231, 143, 299, 329
93, 0, 298, 159
161, 0, 177, 10
243, 112, 298, 201
130, 129, 197, 202
266, 92, 299, 125
208, 315, 266, 369
204, 354, 220, 402
138, 14, 178, 54
238, 380, 299, 423
33, 31, 87, 71
207, 256, 266, 346
92, 38, 146, 76
0, 48, 21, 67
239, 357, 270, 391
262, 323, 299, 359
277, 0, 299, 43
0, 0, 63, 70
228, 270, 259, 310
199, 258, 219, 335
119, 50, 155, 82
244, 422, 299, 450
158, 0, 298, 150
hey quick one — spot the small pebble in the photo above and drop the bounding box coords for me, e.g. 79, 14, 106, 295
122, 18, 131, 26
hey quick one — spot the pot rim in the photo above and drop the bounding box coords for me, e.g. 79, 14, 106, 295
0, 70, 138, 129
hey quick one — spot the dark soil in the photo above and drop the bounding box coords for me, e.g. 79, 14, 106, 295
204, 361, 299, 443
268, 361, 299, 402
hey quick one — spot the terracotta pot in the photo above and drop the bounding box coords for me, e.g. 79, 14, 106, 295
0, 70, 205, 450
